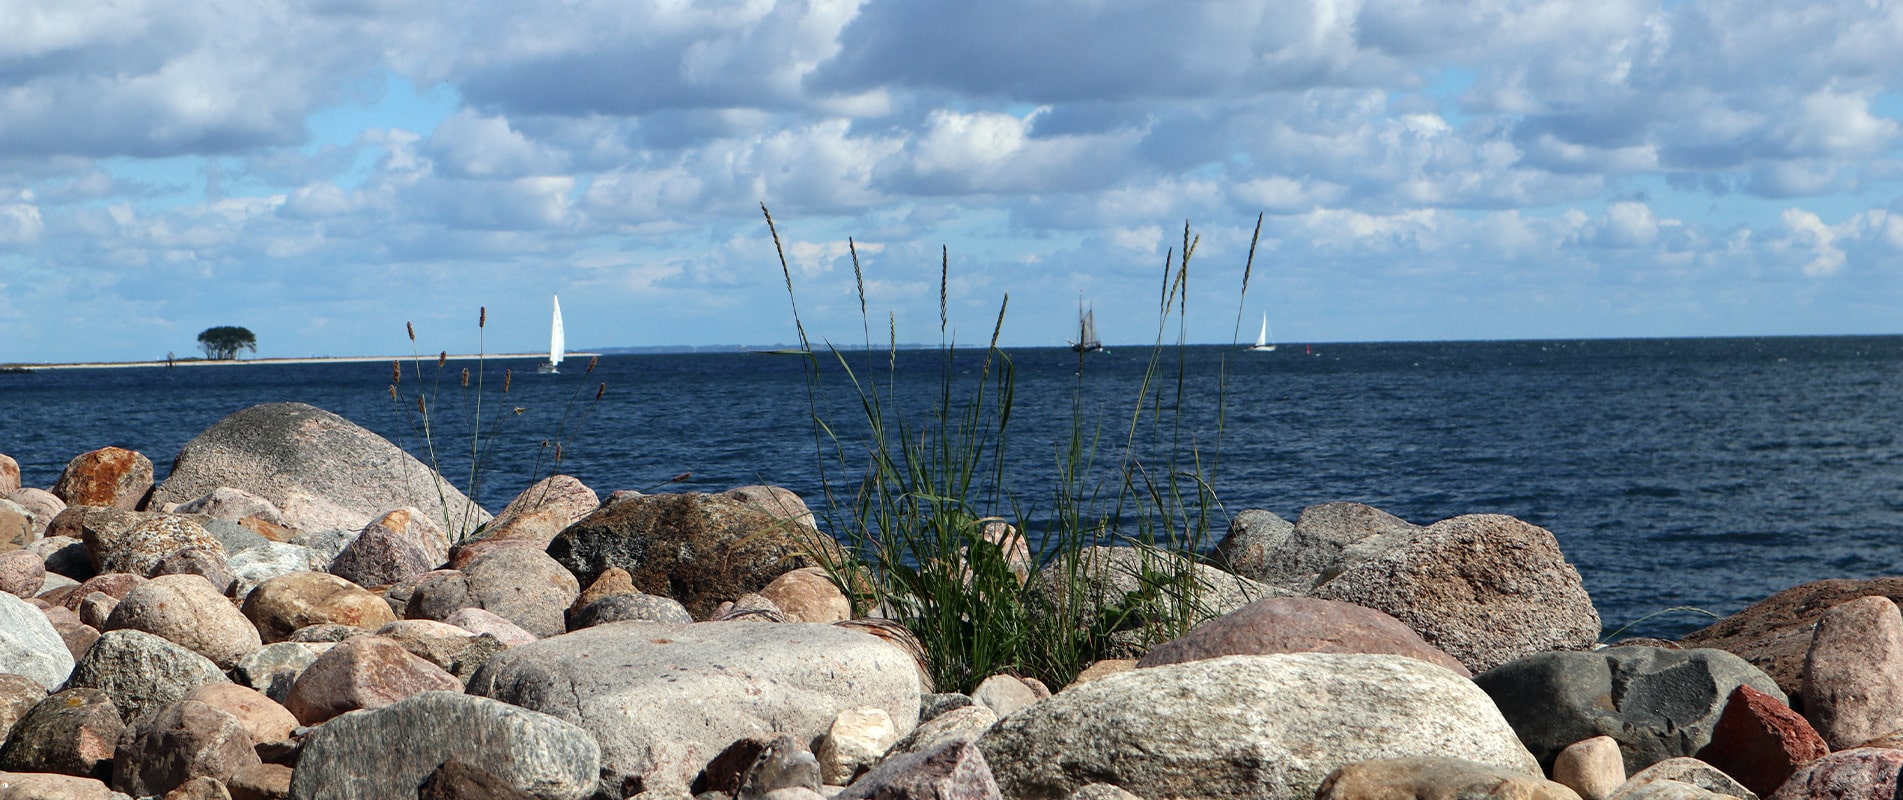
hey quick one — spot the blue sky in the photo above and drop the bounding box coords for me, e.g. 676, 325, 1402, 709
2, 0, 1901, 362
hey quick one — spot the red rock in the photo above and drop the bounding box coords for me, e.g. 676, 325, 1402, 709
280, 635, 461, 725
1803, 595, 1903, 749
1138, 596, 1470, 676
51, 447, 154, 511
1695, 684, 1828, 798
1770, 748, 1903, 800
1682, 578, 1903, 706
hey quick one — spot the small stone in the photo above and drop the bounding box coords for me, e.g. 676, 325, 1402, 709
0, 673, 47, 749
1694, 684, 1828, 798
233, 642, 332, 704
571, 567, 640, 612
831, 739, 1001, 800
970, 674, 1048, 719
443, 607, 538, 646
1554, 736, 1626, 800
151, 547, 237, 596
184, 683, 298, 748
918, 693, 975, 724
227, 762, 293, 800
1613, 758, 1755, 800
760, 567, 851, 624
738, 733, 822, 800
817, 707, 899, 785
0, 550, 46, 597
0, 498, 36, 551
1317, 757, 1579, 800
0, 454, 18, 495
569, 593, 694, 629
326, 523, 433, 589
362, 507, 451, 567
887, 706, 999, 759
76, 592, 116, 630
164, 775, 235, 800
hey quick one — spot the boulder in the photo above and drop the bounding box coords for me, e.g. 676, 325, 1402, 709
736, 732, 821, 800
1802, 595, 1903, 749
1315, 757, 1582, 800
759, 567, 851, 624
287, 691, 599, 800
59, 574, 146, 612
445, 607, 538, 646
375, 620, 505, 683
148, 402, 491, 537
467, 621, 922, 792
977, 653, 1538, 800
0, 550, 45, 597
240, 572, 395, 643
325, 524, 433, 589
1693, 684, 1827, 798
0, 688, 123, 780
182, 683, 298, 748
547, 492, 835, 619
1678, 577, 1903, 703
0, 499, 35, 551
1614, 759, 1754, 800
720, 486, 819, 531
1767, 749, 1903, 800
0, 770, 124, 799
229, 764, 295, 800
1032, 545, 1282, 659
888, 705, 999, 759
7, 488, 64, 539
0, 592, 75, 688
50, 447, 153, 511
1311, 514, 1600, 673
103, 574, 262, 670
487, 475, 600, 539
86, 514, 223, 578
418, 760, 540, 800
1136, 596, 1469, 676
233, 642, 331, 704
1473, 646, 1784, 775
0, 674, 46, 749
0, 454, 16, 495
112, 699, 261, 797
226, 543, 328, 600
405, 548, 579, 639
969, 675, 1048, 719
65, 630, 229, 724
570, 567, 640, 611
831, 739, 999, 800
1250, 502, 1420, 591
569, 593, 693, 629
281, 635, 462, 725
360, 507, 451, 566
45, 507, 141, 557
1208, 509, 1295, 583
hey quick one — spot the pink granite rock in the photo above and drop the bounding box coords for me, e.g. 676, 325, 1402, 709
112, 699, 260, 797
0, 454, 18, 496
51, 447, 153, 511
182, 683, 297, 747
759, 567, 851, 624
281, 635, 461, 725
0, 549, 46, 597
105, 574, 263, 670
442, 607, 537, 646
1137, 596, 1471, 677
1803, 595, 1903, 749
8, 488, 64, 539
1770, 748, 1903, 800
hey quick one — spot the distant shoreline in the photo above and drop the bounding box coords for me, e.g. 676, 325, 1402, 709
1, 353, 599, 371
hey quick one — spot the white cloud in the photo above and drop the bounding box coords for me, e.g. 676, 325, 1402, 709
1780, 208, 1846, 277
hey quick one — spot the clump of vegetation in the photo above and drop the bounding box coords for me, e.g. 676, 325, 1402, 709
196, 326, 257, 360
768, 205, 1263, 693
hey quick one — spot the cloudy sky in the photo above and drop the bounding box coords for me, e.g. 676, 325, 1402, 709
2, 0, 1901, 362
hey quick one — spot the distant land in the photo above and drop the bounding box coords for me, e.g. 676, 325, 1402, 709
0, 342, 962, 370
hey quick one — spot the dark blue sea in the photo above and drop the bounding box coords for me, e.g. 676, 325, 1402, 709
6, 336, 1903, 639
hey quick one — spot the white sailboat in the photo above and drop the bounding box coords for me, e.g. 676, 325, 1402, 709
536, 295, 565, 373
1070, 301, 1104, 354
1248, 312, 1277, 352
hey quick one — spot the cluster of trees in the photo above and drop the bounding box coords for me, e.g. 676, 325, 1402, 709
196, 326, 257, 360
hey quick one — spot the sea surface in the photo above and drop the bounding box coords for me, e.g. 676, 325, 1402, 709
6, 336, 1903, 639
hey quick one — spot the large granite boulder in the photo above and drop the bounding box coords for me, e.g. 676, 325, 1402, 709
50, 447, 153, 511
65, 630, 229, 724
482, 475, 600, 542
103, 573, 262, 670
1244, 502, 1421, 591
1473, 646, 1785, 775
289, 691, 600, 800
0, 454, 17, 496
0, 688, 123, 781
1680, 577, 1903, 704
149, 402, 491, 537
547, 492, 835, 619
0, 592, 75, 687
467, 621, 922, 793
978, 653, 1536, 800
1137, 596, 1469, 676
1033, 545, 1283, 659
1694, 684, 1827, 799
84, 513, 223, 578
1767, 749, 1903, 800
404, 547, 578, 638
282, 634, 462, 725
327, 523, 434, 588
1311, 514, 1600, 673
228, 542, 329, 599
111, 698, 261, 797
1801, 595, 1903, 749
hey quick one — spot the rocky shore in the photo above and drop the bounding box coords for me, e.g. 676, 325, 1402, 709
1, 401, 1900, 800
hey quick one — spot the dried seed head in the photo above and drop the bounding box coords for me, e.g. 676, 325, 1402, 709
670, 471, 691, 483
391, 360, 400, 384
460, 367, 469, 387
415, 397, 425, 414
437, 351, 447, 369
502, 369, 512, 393
406, 322, 415, 341
553, 443, 564, 461
595, 382, 606, 400
387, 384, 397, 401
586, 356, 598, 374
479, 307, 486, 328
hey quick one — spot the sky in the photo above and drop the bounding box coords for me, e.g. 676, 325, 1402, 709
3, 0, 1902, 362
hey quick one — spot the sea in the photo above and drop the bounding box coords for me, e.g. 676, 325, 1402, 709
6, 335, 1903, 639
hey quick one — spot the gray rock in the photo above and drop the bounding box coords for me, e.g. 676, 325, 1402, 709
289, 528, 356, 563
1316, 757, 1582, 800
1614, 758, 1755, 800
919, 693, 976, 724
1254, 502, 1420, 591
201, 517, 270, 554
736, 733, 821, 800
288, 691, 599, 800
173, 487, 287, 526
407, 548, 578, 639
0, 688, 123, 781
233, 642, 332, 704
148, 547, 236, 595
1137, 595, 1470, 677
148, 402, 492, 538
65, 629, 230, 724
970, 674, 1046, 719
327, 524, 433, 588
30, 535, 94, 580
467, 621, 922, 792
832, 739, 1000, 800
569, 593, 694, 629
1311, 514, 1600, 673
1801, 595, 1903, 749
977, 653, 1538, 800
111, 699, 261, 797
86, 514, 224, 578
0, 498, 32, 551
1473, 646, 1785, 775
888, 705, 999, 759
102, 573, 262, 670
1209, 509, 1294, 581
0, 592, 75, 687
0, 673, 47, 749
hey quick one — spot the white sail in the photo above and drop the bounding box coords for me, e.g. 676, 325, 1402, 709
549, 295, 565, 367
1249, 311, 1276, 352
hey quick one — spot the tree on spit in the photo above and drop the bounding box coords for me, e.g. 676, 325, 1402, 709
196, 326, 258, 360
